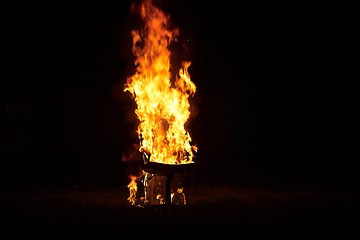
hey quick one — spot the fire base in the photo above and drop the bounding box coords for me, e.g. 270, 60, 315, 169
139, 162, 195, 206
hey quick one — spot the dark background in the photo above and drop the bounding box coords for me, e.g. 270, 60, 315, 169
1, 0, 358, 191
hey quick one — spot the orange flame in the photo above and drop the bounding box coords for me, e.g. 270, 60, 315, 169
127, 175, 138, 206
124, 0, 197, 165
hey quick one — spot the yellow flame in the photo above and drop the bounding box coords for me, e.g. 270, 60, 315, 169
156, 194, 164, 204
127, 175, 138, 206
124, 0, 197, 165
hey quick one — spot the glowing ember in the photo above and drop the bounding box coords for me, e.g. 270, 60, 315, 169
123, 0, 197, 206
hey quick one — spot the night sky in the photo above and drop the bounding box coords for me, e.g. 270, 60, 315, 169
2, 0, 358, 190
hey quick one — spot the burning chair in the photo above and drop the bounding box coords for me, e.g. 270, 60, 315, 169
124, 145, 195, 207
123, 0, 197, 207
141, 152, 195, 206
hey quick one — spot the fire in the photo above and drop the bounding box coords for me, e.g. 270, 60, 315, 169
124, 0, 197, 165
127, 175, 138, 205
123, 0, 197, 206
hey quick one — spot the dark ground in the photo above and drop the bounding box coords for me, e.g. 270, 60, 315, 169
1, 183, 359, 238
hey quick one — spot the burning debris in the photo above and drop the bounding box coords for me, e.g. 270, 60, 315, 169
122, 0, 197, 207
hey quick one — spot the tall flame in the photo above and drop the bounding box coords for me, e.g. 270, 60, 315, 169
124, 0, 197, 165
